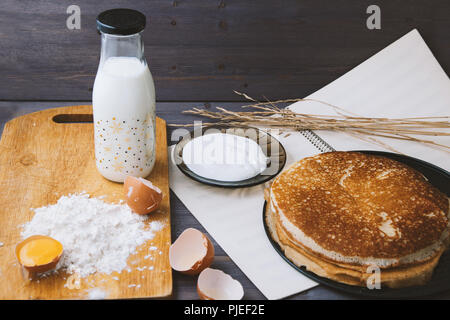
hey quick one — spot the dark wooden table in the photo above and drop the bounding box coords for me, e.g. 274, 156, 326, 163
2, 0, 450, 300
1, 101, 449, 300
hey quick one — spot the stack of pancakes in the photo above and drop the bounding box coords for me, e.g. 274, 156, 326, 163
266, 152, 450, 288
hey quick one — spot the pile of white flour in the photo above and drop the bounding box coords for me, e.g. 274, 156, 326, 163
21, 193, 162, 277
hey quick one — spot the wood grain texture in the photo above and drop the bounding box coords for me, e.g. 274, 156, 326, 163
1, 102, 450, 300
0, 105, 172, 299
0, 0, 449, 101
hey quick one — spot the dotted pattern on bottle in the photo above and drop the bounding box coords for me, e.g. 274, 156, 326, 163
94, 114, 155, 178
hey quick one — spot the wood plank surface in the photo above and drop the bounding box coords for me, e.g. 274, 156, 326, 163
0, 105, 172, 299
1, 0, 449, 300
0, 1, 449, 101
1, 102, 449, 300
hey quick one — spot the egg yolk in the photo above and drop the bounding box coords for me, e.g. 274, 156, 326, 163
19, 238, 62, 266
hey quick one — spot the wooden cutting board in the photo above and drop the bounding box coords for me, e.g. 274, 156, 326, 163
0, 105, 172, 299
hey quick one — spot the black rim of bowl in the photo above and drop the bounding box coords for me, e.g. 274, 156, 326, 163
173, 126, 287, 188
262, 150, 450, 298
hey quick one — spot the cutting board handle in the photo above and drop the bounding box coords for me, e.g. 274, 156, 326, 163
52, 114, 93, 123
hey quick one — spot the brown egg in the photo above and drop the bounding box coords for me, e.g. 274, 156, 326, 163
197, 268, 244, 300
16, 235, 63, 277
124, 176, 163, 215
169, 228, 214, 275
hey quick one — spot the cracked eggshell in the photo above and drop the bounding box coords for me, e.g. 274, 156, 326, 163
15, 235, 63, 275
124, 176, 163, 215
197, 268, 244, 300
169, 228, 214, 275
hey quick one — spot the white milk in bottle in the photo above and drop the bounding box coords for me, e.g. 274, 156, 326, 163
93, 9, 156, 182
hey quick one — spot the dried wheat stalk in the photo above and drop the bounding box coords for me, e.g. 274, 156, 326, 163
169, 92, 450, 150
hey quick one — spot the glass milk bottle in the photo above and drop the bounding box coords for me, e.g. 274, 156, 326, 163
93, 9, 156, 183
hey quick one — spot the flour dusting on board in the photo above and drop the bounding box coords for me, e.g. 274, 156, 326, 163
21, 193, 163, 277
87, 287, 107, 300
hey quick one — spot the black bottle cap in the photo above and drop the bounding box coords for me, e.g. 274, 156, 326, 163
96, 8, 146, 35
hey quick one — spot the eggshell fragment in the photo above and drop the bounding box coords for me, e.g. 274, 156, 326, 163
169, 228, 214, 275
124, 176, 163, 215
197, 268, 244, 300
15, 235, 63, 277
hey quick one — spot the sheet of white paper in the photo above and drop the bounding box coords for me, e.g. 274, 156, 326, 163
168, 29, 450, 299
290, 29, 450, 171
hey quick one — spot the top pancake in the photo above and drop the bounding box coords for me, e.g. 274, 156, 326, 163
270, 152, 449, 267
